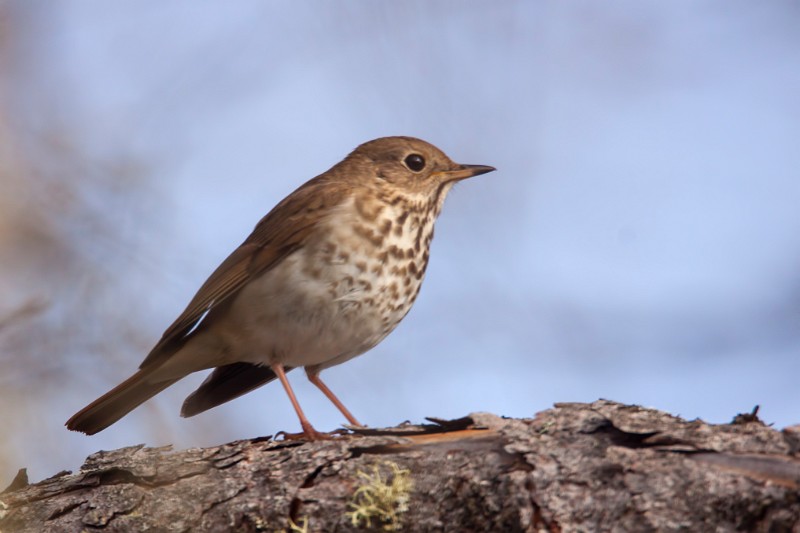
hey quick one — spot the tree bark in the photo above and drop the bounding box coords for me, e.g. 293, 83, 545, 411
1, 400, 799, 532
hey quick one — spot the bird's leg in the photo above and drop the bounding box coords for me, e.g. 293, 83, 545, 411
306, 370, 363, 427
271, 363, 329, 440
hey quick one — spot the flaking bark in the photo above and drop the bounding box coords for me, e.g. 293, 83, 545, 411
2, 400, 799, 532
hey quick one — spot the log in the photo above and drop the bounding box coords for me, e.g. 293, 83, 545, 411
1, 400, 799, 532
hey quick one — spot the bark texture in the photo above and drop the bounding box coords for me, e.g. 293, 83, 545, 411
1, 400, 799, 532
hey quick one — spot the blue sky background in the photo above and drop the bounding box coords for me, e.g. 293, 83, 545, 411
1, 1, 799, 483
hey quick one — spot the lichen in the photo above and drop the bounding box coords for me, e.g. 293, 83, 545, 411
346, 460, 413, 531
286, 516, 308, 533
538, 420, 555, 434
262, 515, 307, 533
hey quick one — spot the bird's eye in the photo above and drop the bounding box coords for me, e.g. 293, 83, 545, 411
404, 153, 426, 172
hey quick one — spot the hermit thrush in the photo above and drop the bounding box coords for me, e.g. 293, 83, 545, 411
66, 136, 495, 439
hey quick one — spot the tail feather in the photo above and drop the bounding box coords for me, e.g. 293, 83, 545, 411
66, 369, 179, 435
181, 362, 282, 418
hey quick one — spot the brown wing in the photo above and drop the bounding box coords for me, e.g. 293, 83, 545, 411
140, 174, 347, 370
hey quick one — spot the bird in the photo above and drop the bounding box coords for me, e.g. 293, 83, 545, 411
66, 136, 495, 439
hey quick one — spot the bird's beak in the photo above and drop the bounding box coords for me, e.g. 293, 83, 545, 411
440, 164, 496, 182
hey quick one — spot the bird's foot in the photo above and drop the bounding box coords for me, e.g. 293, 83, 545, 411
276, 425, 351, 442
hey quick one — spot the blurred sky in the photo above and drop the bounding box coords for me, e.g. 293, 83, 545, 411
1, 1, 799, 483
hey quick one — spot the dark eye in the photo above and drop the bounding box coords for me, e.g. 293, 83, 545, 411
404, 153, 426, 172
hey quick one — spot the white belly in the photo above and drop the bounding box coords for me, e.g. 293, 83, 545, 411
223, 248, 391, 369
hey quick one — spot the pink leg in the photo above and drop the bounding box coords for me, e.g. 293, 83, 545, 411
307, 371, 363, 427
272, 363, 327, 440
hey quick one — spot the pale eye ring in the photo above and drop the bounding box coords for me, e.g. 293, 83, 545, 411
404, 153, 426, 172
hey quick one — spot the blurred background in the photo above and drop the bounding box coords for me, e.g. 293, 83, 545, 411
1, 1, 798, 484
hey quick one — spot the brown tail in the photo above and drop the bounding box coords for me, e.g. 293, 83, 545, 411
66, 369, 179, 435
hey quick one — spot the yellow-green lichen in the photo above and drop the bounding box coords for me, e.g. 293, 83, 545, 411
252, 514, 307, 533
346, 460, 412, 531
287, 516, 309, 533
262, 515, 307, 533
537, 420, 555, 434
